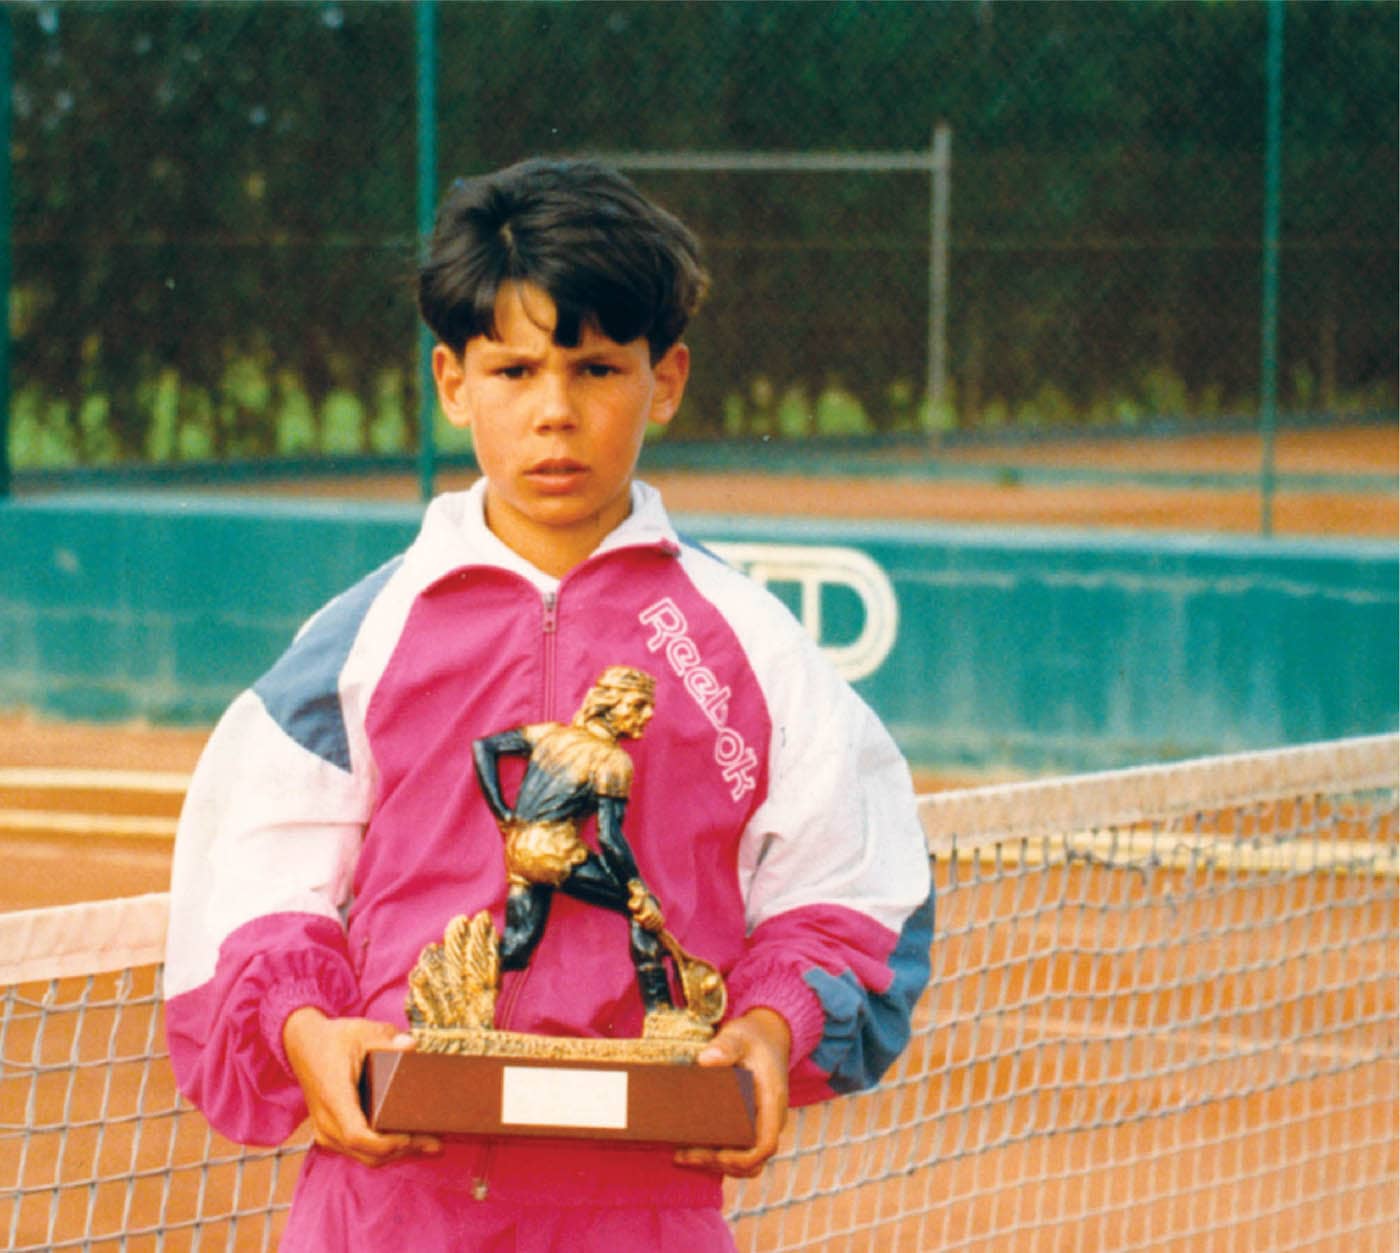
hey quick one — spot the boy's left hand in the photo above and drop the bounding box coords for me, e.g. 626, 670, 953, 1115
674, 1007, 790, 1178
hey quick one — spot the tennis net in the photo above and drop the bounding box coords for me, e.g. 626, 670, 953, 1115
3, 734, 1396, 1251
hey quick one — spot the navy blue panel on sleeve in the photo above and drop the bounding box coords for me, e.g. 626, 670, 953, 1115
804, 888, 936, 1094
252, 557, 403, 772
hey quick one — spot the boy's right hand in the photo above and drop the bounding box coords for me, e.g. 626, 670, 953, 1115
282, 1007, 443, 1167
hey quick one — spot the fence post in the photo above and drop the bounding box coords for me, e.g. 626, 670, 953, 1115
1259, 0, 1284, 536
928, 122, 951, 438
0, 7, 11, 500
416, 0, 438, 504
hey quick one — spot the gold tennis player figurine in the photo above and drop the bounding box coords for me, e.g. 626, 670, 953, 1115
405, 666, 726, 1062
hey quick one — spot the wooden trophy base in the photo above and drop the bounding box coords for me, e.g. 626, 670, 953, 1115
361, 1032, 756, 1148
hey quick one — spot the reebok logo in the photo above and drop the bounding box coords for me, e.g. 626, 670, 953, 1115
638, 598, 758, 802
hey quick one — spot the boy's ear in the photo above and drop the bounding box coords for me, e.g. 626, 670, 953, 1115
433, 344, 473, 430
648, 343, 690, 429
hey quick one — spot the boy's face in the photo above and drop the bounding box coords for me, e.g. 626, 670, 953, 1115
434, 282, 689, 578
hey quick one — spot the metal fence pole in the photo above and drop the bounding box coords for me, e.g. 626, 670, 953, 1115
928, 122, 951, 438
0, 8, 11, 500
1259, 0, 1284, 536
416, 0, 438, 504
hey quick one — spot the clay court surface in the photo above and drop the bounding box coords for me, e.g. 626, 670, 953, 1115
1, 422, 1396, 1249
269, 423, 1397, 537
603, 424, 1393, 537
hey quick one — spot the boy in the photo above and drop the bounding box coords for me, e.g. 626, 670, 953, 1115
164, 158, 933, 1250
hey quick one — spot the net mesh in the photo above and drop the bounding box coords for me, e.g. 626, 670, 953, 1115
0, 899, 307, 1251
3, 736, 1396, 1251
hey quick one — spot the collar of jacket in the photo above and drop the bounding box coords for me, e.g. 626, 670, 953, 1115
408, 478, 682, 592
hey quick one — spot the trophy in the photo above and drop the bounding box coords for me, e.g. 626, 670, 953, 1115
360, 667, 756, 1147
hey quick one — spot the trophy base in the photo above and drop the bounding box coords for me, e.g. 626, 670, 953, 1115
361, 1032, 756, 1147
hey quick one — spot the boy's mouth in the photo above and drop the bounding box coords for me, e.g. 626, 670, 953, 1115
526, 458, 589, 490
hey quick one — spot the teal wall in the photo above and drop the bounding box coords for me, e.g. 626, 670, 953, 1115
3, 494, 1396, 773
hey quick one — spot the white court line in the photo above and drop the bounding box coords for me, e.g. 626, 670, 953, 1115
0, 767, 187, 840
0, 809, 179, 839
0, 767, 191, 793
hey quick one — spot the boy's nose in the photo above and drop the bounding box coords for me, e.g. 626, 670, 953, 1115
533, 371, 578, 431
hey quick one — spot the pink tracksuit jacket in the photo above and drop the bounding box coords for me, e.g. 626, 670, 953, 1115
164, 480, 933, 1249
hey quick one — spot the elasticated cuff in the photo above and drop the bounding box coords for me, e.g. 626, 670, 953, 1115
725, 959, 828, 1065
258, 979, 346, 1079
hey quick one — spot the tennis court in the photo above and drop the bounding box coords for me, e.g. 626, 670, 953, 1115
2, 435, 1398, 1248
3, 733, 1396, 1251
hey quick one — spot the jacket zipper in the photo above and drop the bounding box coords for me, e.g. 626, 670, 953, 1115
540, 590, 559, 718
471, 587, 558, 1200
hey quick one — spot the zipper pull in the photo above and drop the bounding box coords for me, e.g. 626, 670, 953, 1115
471, 1177, 489, 1201
542, 591, 558, 633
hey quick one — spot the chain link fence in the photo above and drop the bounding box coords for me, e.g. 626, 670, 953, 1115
4, 0, 1395, 479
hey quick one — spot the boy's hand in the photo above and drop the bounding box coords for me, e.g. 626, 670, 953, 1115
674, 1007, 790, 1179
282, 1007, 443, 1168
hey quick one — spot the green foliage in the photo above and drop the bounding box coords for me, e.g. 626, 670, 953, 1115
5, 0, 1396, 469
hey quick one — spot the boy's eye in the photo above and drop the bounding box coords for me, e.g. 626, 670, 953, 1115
582, 363, 618, 378
497, 365, 529, 379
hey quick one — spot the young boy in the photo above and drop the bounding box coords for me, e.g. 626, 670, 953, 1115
164, 157, 933, 1251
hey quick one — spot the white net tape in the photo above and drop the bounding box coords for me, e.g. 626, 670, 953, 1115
2, 735, 1396, 1251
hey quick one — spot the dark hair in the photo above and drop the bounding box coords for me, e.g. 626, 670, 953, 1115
417, 158, 709, 361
